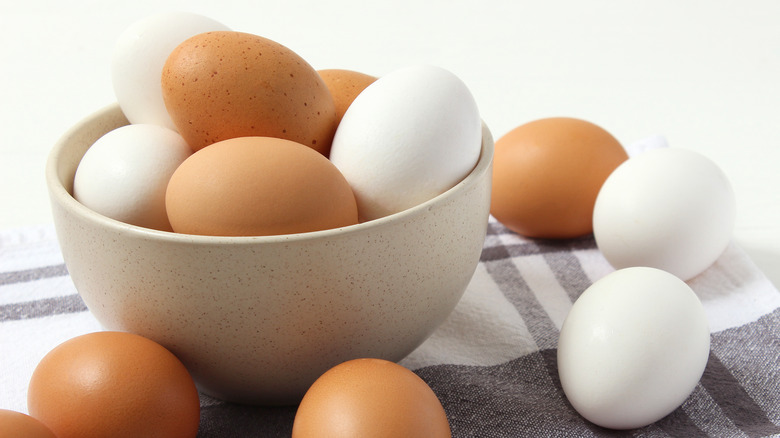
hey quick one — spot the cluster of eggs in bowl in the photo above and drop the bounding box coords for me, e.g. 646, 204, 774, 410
45, 12, 493, 405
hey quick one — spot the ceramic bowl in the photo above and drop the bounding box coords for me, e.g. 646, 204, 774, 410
45, 103, 494, 405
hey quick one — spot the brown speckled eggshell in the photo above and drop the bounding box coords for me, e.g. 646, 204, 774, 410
490, 117, 629, 239
317, 69, 377, 124
162, 31, 338, 155
165, 136, 358, 237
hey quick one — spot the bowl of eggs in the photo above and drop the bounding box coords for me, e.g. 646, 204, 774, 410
45, 13, 493, 406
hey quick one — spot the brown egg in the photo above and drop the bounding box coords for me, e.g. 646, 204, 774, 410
0, 409, 57, 438
162, 31, 338, 155
292, 358, 451, 438
490, 117, 629, 239
317, 69, 377, 123
27, 331, 200, 438
166, 136, 358, 236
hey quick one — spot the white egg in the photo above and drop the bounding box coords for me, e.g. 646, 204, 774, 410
328, 65, 482, 221
593, 147, 736, 281
73, 124, 191, 231
111, 12, 230, 130
557, 267, 710, 430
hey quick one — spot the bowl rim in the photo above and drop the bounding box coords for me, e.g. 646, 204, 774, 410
45, 103, 494, 245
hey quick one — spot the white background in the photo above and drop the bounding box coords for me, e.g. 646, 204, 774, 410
2, 0, 779, 287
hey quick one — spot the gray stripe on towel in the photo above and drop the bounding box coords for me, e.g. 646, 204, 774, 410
541, 250, 593, 302
417, 352, 591, 437
699, 351, 780, 437
0, 294, 87, 321
0, 263, 68, 286
705, 308, 780, 437
652, 401, 710, 437
482, 245, 559, 350
481, 237, 597, 263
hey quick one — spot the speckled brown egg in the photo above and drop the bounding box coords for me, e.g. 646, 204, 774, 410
318, 69, 377, 124
490, 117, 629, 239
165, 136, 358, 236
162, 31, 338, 155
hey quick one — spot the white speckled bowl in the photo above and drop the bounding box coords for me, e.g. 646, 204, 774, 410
46, 103, 493, 405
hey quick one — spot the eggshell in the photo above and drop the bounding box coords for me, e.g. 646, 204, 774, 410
0, 409, 57, 438
73, 124, 192, 231
318, 69, 377, 123
490, 117, 629, 239
593, 147, 736, 280
292, 358, 451, 438
165, 136, 358, 236
27, 331, 200, 438
111, 11, 230, 131
329, 65, 481, 221
557, 267, 710, 430
162, 31, 338, 154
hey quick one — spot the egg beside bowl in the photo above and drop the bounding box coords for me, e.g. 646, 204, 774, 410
45, 103, 493, 405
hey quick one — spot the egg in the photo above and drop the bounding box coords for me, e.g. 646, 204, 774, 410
490, 117, 629, 239
165, 136, 358, 236
111, 11, 230, 131
593, 147, 736, 280
0, 409, 57, 438
318, 69, 377, 123
162, 31, 338, 154
73, 124, 192, 231
557, 267, 710, 430
27, 331, 200, 438
292, 358, 451, 438
329, 65, 482, 221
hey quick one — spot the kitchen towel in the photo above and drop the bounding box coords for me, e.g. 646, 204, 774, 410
1, 217, 779, 437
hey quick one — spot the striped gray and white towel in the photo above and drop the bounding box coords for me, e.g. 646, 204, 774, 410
1, 217, 779, 437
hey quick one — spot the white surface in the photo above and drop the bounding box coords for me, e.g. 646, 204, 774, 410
2, 1, 779, 288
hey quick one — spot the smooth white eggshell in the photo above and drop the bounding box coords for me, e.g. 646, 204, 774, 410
329, 65, 482, 221
73, 124, 191, 231
111, 12, 230, 130
593, 147, 736, 281
557, 267, 711, 430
